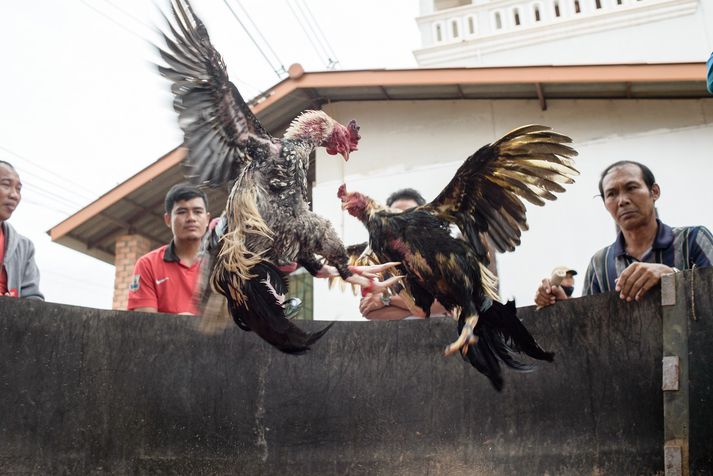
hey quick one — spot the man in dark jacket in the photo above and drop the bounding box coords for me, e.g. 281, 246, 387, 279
0, 160, 43, 300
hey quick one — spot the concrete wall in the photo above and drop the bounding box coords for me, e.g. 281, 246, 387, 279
3, 269, 711, 474
312, 98, 713, 320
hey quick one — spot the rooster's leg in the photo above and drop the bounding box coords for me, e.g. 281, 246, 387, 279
443, 314, 479, 357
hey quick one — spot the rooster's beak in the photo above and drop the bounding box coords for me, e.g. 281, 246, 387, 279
340, 150, 350, 162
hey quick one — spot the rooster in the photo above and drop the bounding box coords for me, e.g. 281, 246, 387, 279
339, 125, 578, 389
157, 0, 396, 353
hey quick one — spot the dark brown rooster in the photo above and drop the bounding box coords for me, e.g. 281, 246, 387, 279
156, 0, 395, 353
339, 125, 578, 389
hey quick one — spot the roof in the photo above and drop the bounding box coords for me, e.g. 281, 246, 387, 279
48, 62, 709, 264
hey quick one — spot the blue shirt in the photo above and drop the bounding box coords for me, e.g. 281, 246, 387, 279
582, 221, 713, 295
707, 52, 713, 95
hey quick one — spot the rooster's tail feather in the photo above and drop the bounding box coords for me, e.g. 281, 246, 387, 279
464, 300, 554, 390
217, 260, 333, 354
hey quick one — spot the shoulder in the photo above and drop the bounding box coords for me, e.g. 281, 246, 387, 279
4, 222, 36, 251
671, 225, 713, 240
589, 243, 613, 263
135, 245, 168, 268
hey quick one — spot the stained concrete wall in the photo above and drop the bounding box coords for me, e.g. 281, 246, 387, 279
1, 268, 711, 475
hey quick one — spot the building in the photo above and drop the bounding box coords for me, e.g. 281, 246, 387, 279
414, 0, 711, 67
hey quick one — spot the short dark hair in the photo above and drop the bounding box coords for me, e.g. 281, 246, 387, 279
598, 161, 656, 199
0, 160, 15, 170
386, 188, 426, 207
164, 183, 208, 214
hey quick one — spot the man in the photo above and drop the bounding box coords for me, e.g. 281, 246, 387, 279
128, 183, 210, 314
535, 161, 713, 307
0, 160, 43, 300
360, 188, 449, 320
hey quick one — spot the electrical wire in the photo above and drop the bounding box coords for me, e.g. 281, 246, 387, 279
287, 0, 338, 69
299, 1, 340, 68
0, 144, 102, 199
78, 0, 153, 43
231, 0, 287, 75
222, 0, 286, 78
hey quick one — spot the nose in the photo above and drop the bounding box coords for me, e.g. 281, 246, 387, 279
617, 193, 630, 207
8, 187, 20, 201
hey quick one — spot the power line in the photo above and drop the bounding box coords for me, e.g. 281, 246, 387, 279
232, 0, 287, 75
78, 0, 152, 43
12, 166, 96, 203
22, 198, 76, 217
299, 1, 340, 68
101, 0, 155, 34
222, 0, 286, 78
286, 0, 338, 69
0, 144, 102, 199
23, 184, 87, 211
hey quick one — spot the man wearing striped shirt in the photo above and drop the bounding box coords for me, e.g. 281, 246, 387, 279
536, 161, 713, 307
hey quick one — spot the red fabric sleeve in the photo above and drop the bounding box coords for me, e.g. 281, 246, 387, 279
127, 256, 158, 310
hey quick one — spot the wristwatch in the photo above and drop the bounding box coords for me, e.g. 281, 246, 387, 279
380, 294, 392, 306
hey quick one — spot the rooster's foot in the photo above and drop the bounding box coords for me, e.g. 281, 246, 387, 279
443, 315, 479, 357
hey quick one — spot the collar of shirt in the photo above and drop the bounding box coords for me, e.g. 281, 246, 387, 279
612, 219, 674, 258
163, 240, 180, 263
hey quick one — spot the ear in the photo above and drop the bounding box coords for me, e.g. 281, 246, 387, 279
164, 212, 171, 229
651, 183, 660, 201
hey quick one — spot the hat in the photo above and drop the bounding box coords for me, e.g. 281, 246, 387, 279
551, 266, 577, 277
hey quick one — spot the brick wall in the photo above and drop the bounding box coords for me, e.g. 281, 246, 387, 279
112, 234, 154, 310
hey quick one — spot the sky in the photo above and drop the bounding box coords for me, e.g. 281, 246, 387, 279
0, 0, 422, 309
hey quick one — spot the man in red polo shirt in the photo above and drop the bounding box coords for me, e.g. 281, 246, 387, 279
128, 183, 210, 315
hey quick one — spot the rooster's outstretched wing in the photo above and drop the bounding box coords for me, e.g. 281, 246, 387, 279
157, 0, 272, 186
421, 124, 578, 257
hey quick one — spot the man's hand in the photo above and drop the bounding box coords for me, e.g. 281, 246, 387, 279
534, 278, 569, 309
359, 292, 386, 315
615, 262, 675, 302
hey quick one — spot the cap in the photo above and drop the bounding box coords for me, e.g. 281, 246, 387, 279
551, 266, 577, 277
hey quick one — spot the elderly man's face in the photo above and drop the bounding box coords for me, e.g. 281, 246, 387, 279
602, 164, 659, 232
0, 164, 21, 222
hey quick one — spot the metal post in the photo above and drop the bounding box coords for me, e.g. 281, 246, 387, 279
661, 272, 689, 476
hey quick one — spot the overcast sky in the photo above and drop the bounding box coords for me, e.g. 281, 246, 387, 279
0, 0, 421, 309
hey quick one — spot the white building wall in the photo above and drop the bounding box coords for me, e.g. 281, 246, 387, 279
414, 0, 713, 66
310, 98, 713, 320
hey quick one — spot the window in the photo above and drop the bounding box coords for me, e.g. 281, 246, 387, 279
467, 15, 476, 35
595, 0, 602, 8
554, 1, 561, 17
534, 5, 542, 21
434, 22, 444, 42
616, 0, 623, 5
494, 12, 503, 29
513, 8, 521, 26
574, 0, 581, 13
451, 19, 460, 38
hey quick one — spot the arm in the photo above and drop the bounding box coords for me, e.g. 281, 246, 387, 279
126, 258, 158, 312
689, 226, 713, 268
617, 226, 713, 301
19, 241, 44, 300
360, 293, 448, 320
534, 278, 568, 308
615, 262, 676, 302
132, 306, 158, 313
